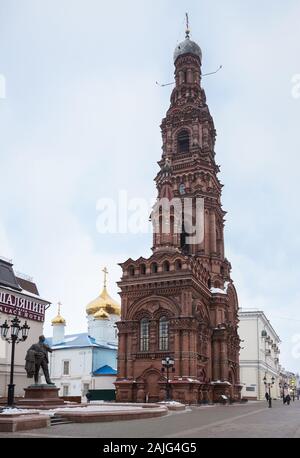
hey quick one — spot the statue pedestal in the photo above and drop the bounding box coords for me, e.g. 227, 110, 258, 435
19, 384, 65, 408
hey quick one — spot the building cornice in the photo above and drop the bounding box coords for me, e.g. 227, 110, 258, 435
239, 309, 281, 342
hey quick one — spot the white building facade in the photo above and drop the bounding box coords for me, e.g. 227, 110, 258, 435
239, 310, 281, 400
48, 334, 117, 398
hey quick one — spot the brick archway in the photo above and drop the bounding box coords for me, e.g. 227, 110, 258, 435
137, 368, 164, 403
127, 295, 180, 320
145, 372, 161, 402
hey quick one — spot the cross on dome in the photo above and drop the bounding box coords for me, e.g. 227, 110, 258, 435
51, 301, 66, 325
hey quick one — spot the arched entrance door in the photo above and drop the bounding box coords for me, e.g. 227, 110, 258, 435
144, 371, 161, 403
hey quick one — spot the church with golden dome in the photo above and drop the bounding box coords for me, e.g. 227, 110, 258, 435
46, 268, 119, 399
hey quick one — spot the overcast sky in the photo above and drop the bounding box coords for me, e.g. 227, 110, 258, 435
0, 0, 300, 372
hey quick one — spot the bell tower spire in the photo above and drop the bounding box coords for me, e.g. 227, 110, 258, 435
185, 12, 190, 38
156, 28, 229, 282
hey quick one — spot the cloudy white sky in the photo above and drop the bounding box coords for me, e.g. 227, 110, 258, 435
0, 0, 300, 371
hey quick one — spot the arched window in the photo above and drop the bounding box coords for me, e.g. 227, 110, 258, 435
159, 316, 169, 351
175, 259, 182, 270
162, 261, 170, 272
140, 264, 146, 275
128, 265, 135, 276
177, 130, 190, 154
151, 262, 158, 274
140, 319, 149, 351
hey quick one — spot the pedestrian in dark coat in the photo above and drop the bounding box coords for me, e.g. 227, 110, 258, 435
265, 392, 269, 402
285, 394, 291, 405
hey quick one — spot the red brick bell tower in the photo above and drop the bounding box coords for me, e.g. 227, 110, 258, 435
115, 25, 242, 404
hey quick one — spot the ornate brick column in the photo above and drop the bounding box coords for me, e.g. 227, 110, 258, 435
212, 337, 220, 381
117, 326, 127, 378
204, 210, 210, 255
182, 330, 190, 377
127, 333, 133, 379
220, 339, 228, 381
173, 326, 181, 377
210, 210, 217, 254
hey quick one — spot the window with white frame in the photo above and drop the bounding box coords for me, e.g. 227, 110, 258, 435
159, 316, 169, 351
63, 360, 70, 375
140, 318, 149, 351
62, 385, 69, 396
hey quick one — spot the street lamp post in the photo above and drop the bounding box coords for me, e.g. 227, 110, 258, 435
161, 356, 175, 401
0, 317, 30, 407
263, 375, 275, 408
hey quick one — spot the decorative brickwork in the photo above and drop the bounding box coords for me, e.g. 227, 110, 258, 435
115, 33, 241, 404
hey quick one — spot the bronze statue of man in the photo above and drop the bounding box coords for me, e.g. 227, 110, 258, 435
25, 335, 53, 384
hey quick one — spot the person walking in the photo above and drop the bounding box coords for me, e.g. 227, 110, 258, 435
285, 394, 291, 405
265, 392, 269, 403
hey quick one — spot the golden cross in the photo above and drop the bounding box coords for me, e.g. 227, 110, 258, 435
102, 267, 108, 288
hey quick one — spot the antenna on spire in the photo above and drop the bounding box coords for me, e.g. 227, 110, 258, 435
102, 266, 108, 289
185, 12, 190, 38
57, 301, 62, 315
203, 65, 223, 77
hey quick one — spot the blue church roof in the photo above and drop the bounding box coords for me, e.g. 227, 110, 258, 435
46, 333, 117, 351
93, 364, 117, 376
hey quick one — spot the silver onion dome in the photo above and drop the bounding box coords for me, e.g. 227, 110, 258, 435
174, 36, 202, 63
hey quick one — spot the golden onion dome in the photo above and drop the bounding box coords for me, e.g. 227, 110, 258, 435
51, 302, 66, 325
93, 307, 109, 320
86, 267, 121, 317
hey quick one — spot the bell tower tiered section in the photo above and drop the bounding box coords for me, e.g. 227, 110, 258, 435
115, 26, 242, 404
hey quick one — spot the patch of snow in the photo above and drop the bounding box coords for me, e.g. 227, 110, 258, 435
59, 336, 78, 343
0, 408, 41, 415
210, 287, 227, 295
158, 401, 184, 406
211, 380, 232, 385
224, 281, 230, 291
1, 405, 152, 416
47, 405, 145, 413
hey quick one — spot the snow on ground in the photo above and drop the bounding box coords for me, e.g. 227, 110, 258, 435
0, 408, 38, 415
0, 404, 152, 416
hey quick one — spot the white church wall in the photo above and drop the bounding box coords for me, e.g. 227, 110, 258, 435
49, 347, 93, 397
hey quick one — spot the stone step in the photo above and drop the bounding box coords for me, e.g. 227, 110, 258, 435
50, 415, 73, 426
